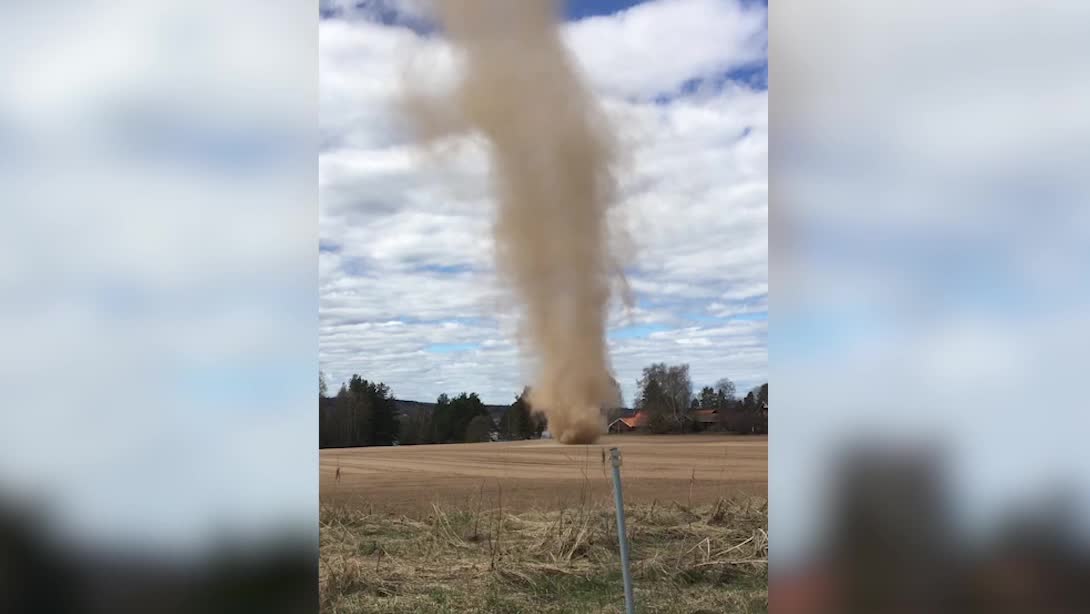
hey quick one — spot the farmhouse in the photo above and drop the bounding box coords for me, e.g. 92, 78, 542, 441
691, 408, 719, 426
608, 410, 648, 433
606, 408, 721, 433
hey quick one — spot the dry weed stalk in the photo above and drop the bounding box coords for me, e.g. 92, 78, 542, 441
688, 467, 696, 510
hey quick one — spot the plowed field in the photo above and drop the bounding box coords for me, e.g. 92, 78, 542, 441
320, 433, 766, 513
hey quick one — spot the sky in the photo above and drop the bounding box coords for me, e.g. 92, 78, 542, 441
319, 0, 768, 406
769, 1, 1090, 563
2, 1, 317, 553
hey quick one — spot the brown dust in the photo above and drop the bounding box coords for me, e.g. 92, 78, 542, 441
401, 0, 629, 444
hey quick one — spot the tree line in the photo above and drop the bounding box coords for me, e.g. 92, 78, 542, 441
628, 362, 768, 435
318, 374, 399, 448
320, 372, 546, 448
404, 388, 547, 445
319, 364, 767, 449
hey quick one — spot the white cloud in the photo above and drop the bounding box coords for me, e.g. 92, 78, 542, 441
1, 1, 316, 554
770, 0, 1090, 565
563, 0, 766, 99
320, 0, 767, 405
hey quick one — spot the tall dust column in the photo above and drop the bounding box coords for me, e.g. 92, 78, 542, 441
402, 0, 626, 444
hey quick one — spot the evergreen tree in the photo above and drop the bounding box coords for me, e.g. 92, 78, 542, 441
432, 393, 454, 442
346, 375, 373, 446
465, 414, 494, 442
366, 381, 398, 446
448, 392, 488, 442
698, 386, 718, 409
500, 389, 534, 439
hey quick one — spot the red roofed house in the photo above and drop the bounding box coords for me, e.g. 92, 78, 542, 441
691, 408, 719, 428
607, 410, 648, 433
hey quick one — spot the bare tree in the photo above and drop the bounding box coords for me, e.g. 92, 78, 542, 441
636, 363, 692, 429
610, 375, 624, 409
714, 378, 736, 406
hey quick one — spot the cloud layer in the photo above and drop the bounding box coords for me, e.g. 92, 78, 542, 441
320, 0, 768, 405
1, 1, 316, 553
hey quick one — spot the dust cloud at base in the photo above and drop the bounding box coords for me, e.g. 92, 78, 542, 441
401, 0, 628, 444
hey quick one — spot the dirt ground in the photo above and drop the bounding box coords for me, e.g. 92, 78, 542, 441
320, 433, 767, 514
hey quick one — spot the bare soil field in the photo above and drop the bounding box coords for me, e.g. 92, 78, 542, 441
320, 433, 767, 513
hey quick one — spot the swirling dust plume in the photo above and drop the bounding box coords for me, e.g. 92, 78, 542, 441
400, 0, 629, 444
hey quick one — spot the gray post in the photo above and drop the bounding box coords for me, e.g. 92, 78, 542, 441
609, 447, 635, 614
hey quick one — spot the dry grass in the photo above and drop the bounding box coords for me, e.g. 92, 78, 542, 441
320, 494, 768, 613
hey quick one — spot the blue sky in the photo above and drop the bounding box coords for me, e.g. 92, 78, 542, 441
319, 0, 664, 23
319, 0, 768, 405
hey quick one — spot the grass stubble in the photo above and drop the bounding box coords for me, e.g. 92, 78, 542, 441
320, 490, 767, 613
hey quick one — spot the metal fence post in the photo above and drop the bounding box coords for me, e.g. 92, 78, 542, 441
609, 447, 635, 614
